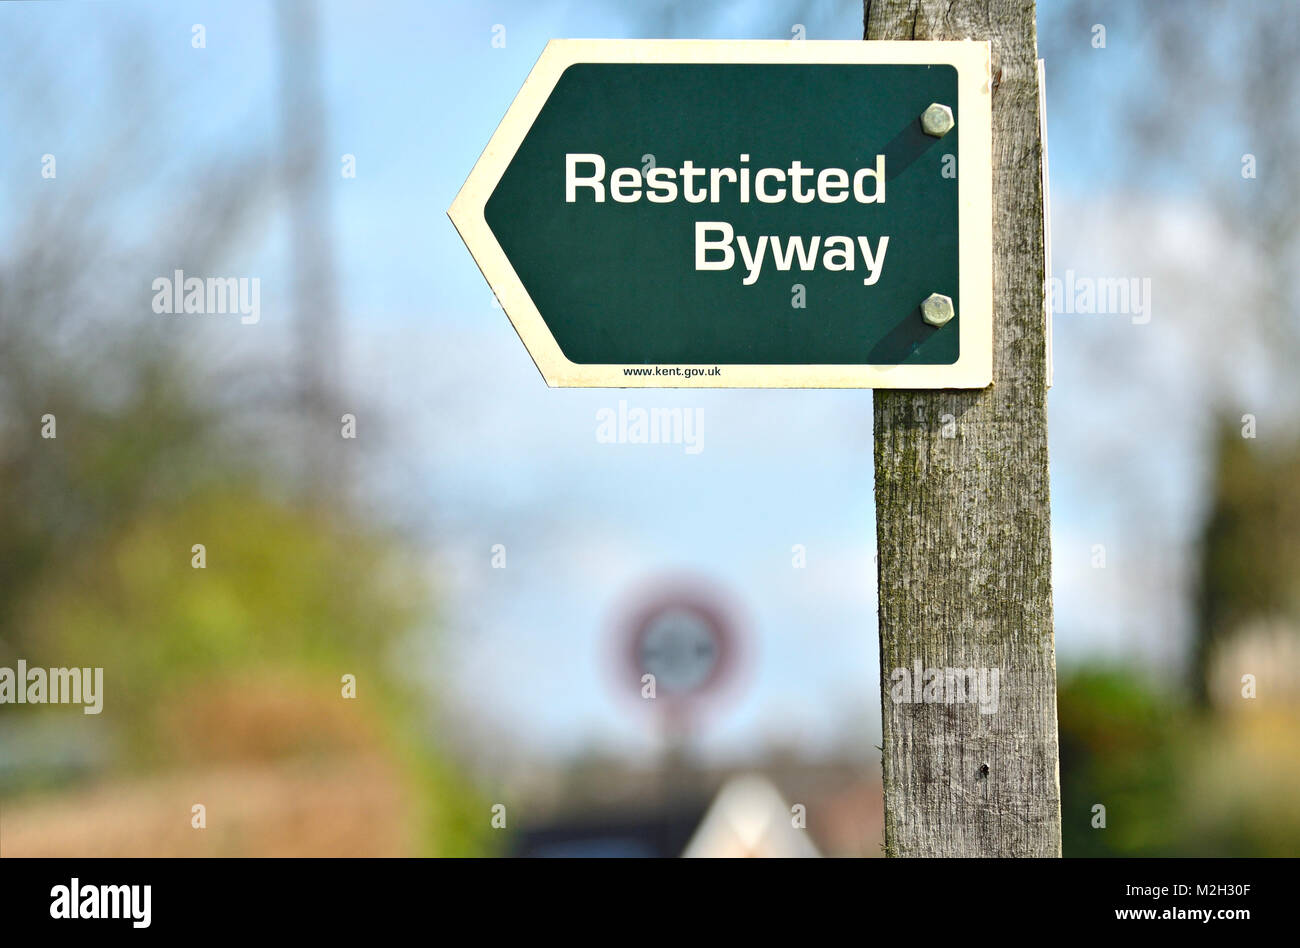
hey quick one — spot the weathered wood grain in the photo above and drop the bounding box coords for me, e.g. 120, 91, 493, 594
866, 0, 1062, 856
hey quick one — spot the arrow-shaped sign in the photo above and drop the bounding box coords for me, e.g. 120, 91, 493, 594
450, 39, 992, 388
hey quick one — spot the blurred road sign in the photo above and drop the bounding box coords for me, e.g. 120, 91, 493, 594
683, 775, 821, 858
617, 580, 739, 707
637, 605, 723, 697
449, 39, 993, 388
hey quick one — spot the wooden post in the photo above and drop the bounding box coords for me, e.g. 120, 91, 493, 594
866, 0, 1061, 856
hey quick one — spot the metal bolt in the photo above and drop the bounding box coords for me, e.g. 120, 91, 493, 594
920, 102, 955, 137
921, 293, 955, 327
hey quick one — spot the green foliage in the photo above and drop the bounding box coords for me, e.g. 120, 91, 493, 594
1060, 664, 1300, 857
5, 485, 490, 854
15, 489, 411, 722
1059, 666, 1187, 856
1194, 421, 1300, 701
0, 340, 490, 855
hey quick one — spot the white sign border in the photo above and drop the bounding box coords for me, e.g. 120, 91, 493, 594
449, 39, 993, 389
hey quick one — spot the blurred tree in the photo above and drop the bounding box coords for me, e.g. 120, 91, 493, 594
1194, 421, 1300, 702
6, 486, 489, 855
0, 13, 489, 855
1037, 0, 1300, 680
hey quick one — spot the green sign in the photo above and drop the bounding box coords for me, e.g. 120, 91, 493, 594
451, 40, 992, 388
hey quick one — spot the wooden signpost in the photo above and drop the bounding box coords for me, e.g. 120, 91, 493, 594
451, 0, 1060, 857
867, 0, 1060, 857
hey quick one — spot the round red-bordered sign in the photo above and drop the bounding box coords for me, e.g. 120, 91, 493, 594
613, 577, 744, 711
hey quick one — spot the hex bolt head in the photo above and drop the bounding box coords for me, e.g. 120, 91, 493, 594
921, 293, 955, 327
920, 102, 955, 137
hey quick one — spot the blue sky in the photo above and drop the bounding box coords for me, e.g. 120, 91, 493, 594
3, 0, 1253, 763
